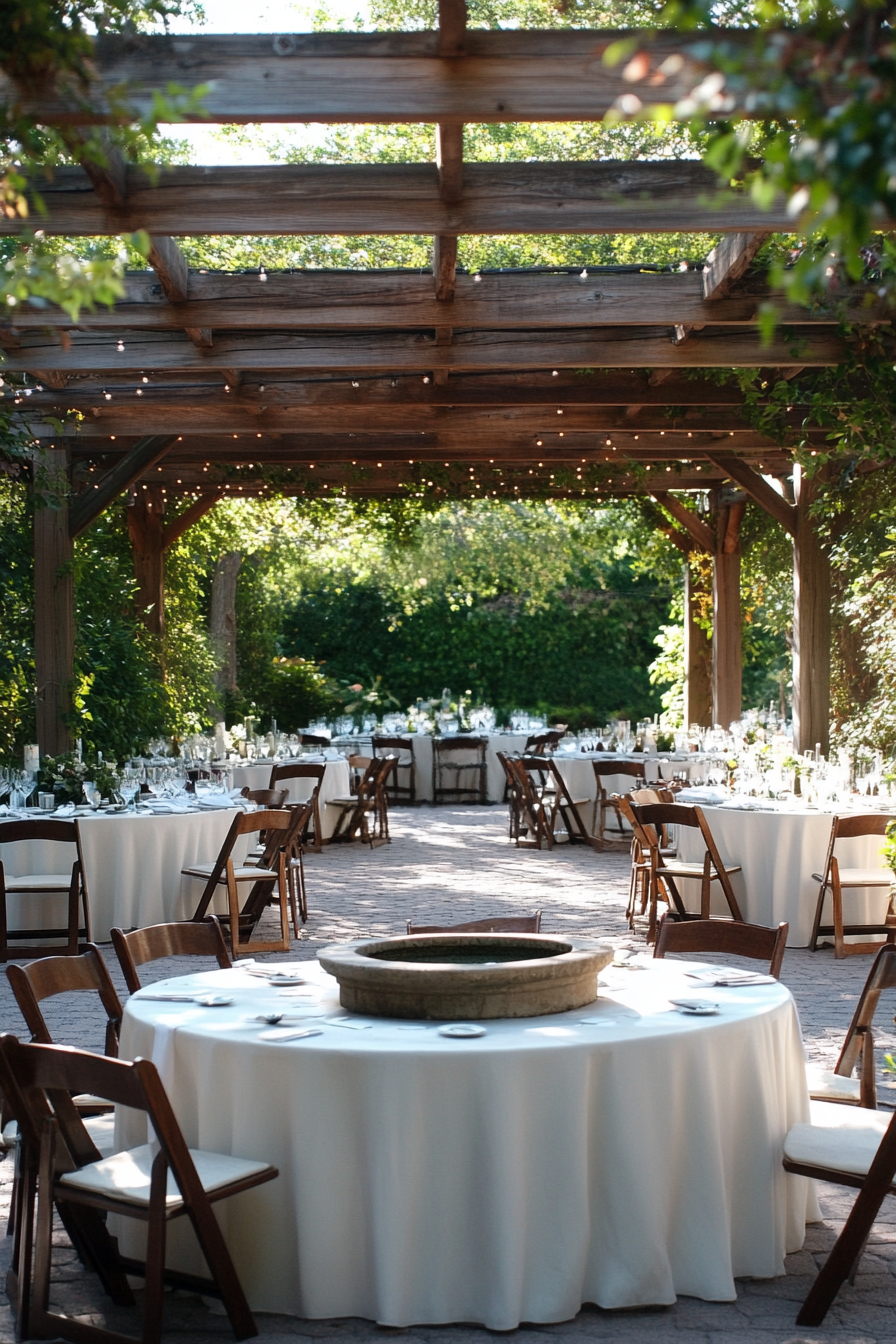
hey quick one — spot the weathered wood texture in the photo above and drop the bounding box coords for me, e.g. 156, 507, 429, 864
40, 404, 814, 439
32, 448, 74, 755
0, 29, 760, 125
126, 487, 166, 636
2, 162, 798, 237
702, 232, 770, 301
792, 464, 831, 755
1, 270, 867, 331
712, 496, 745, 729
1, 327, 848, 376
705, 452, 797, 534
685, 562, 713, 729
68, 435, 177, 537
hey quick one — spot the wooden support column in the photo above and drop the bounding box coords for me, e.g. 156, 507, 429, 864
210, 552, 243, 695
433, 0, 465, 306
33, 448, 74, 755
684, 562, 713, 729
711, 492, 745, 729
127, 487, 166, 637
792, 464, 831, 754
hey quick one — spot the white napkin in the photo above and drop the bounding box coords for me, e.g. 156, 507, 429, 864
55, 802, 76, 817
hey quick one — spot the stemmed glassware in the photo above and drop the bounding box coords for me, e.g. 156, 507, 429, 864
82, 781, 102, 811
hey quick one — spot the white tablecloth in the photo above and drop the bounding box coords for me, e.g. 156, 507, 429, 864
117, 957, 815, 1327
228, 759, 351, 839
0, 808, 250, 942
677, 804, 895, 946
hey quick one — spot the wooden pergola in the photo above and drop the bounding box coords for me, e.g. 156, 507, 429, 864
4, 8, 881, 759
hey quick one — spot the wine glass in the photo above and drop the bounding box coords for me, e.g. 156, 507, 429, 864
82, 781, 101, 811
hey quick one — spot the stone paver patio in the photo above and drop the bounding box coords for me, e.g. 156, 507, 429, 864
1, 804, 895, 1343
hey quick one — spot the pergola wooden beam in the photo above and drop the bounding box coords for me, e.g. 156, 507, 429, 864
3, 162, 803, 238
704, 451, 796, 534
1, 327, 849, 376
1, 271, 872, 332
68, 434, 178, 537
652, 491, 715, 553
0, 29, 769, 126
702, 232, 771, 301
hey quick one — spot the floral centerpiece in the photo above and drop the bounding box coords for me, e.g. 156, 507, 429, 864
37, 753, 119, 805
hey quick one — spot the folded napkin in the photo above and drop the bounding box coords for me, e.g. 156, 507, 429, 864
198, 795, 239, 809
685, 968, 776, 987
55, 802, 76, 817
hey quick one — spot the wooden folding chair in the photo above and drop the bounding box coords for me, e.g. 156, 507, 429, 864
0, 1033, 278, 1344
507, 757, 557, 850
184, 809, 292, 959
432, 736, 487, 804
267, 761, 326, 852
496, 750, 524, 839
620, 798, 743, 943
591, 761, 647, 845
373, 735, 416, 804
783, 1098, 896, 1325
6, 946, 122, 1061
110, 918, 232, 995
523, 728, 566, 756
300, 732, 330, 748
545, 759, 593, 845
327, 757, 394, 845
809, 813, 896, 958
653, 913, 788, 978
0, 820, 91, 961
407, 912, 542, 934
806, 944, 896, 1110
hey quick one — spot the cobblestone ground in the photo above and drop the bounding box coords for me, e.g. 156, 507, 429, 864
1, 805, 895, 1343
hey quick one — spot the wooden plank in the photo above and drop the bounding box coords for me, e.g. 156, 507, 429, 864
32, 447, 74, 755
69, 435, 178, 537
126, 485, 166, 635
40, 402, 810, 436
703, 232, 770, 301
792, 464, 831, 754
3, 269, 865, 330
161, 490, 222, 548
652, 491, 715, 552
3, 326, 848, 375
146, 235, 189, 303
434, 235, 458, 303
1, 161, 801, 237
438, 0, 468, 58
704, 451, 796, 534
18, 370, 766, 407
0, 29, 757, 125
685, 562, 713, 728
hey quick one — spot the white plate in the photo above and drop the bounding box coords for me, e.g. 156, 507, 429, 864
669, 998, 719, 1016
438, 1023, 487, 1038
264, 976, 306, 986
193, 994, 234, 1007
258, 1026, 323, 1042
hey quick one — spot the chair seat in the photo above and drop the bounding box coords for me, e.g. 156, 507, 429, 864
812, 869, 892, 887
182, 863, 278, 882
660, 861, 742, 878
805, 1064, 862, 1105
784, 1100, 892, 1178
327, 796, 370, 808
83, 1112, 117, 1158
59, 1141, 274, 1210
3, 873, 75, 892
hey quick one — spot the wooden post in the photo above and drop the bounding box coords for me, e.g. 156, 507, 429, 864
711, 493, 745, 729
792, 464, 831, 754
33, 448, 74, 755
126, 486, 166, 637
684, 562, 712, 728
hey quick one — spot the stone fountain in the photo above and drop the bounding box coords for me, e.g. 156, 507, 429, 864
319, 932, 613, 1020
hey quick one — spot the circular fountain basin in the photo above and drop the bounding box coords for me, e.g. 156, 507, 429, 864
318, 933, 613, 1020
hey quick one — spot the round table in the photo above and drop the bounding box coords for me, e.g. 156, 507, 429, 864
117, 957, 816, 1328
0, 806, 250, 942
676, 802, 895, 947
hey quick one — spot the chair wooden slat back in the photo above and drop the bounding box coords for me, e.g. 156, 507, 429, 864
110, 918, 232, 995
545, 759, 594, 846
653, 914, 789, 978
496, 750, 524, 840
0, 819, 90, 962
809, 812, 896, 957
268, 762, 327, 851
433, 736, 488, 805
591, 761, 647, 844
524, 728, 566, 756
300, 733, 331, 748
373, 735, 416, 804
834, 944, 896, 1083
187, 809, 292, 957
246, 788, 288, 808
6, 946, 123, 1058
507, 757, 556, 850
407, 913, 542, 934
0, 1034, 278, 1344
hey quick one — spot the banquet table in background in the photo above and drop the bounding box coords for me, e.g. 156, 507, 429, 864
118, 957, 816, 1328
676, 801, 895, 946
228, 758, 351, 840
0, 807, 251, 942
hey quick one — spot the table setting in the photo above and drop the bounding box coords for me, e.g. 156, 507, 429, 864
115, 949, 817, 1327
